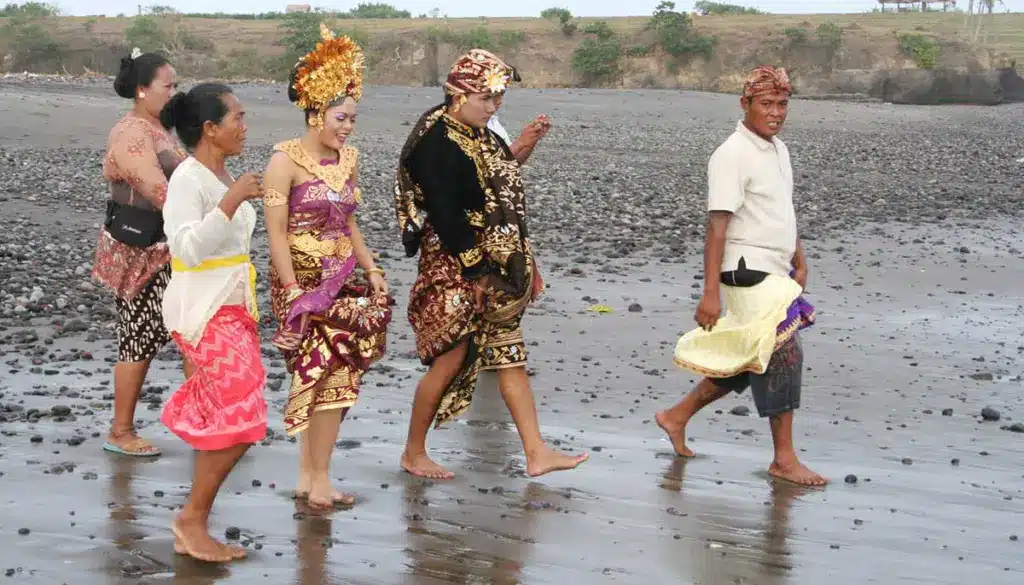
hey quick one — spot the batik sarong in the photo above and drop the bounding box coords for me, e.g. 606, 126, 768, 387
674, 274, 815, 417
396, 106, 534, 428
673, 274, 814, 378
161, 305, 267, 451
266, 140, 391, 436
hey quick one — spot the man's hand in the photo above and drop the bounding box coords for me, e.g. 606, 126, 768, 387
695, 291, 722, 331
519, 114, 551, 148
473, 277, 488, 314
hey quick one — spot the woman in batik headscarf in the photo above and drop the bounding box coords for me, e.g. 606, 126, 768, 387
160, 83, 267, 562
92, 49, 186, 457
262, 24, 391, 509
395, 49, 588, 480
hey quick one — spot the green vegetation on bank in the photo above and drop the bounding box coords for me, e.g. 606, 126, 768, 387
0, 2, 62, 70
649, 1, 716, 65
0, 1, 1012, 87
541, 7, 578, 36
571, 21, 621, 85
0, 1, 56, 17
694, 1, 763, 15
898, 31, 941, 69
570, 2, 717, 85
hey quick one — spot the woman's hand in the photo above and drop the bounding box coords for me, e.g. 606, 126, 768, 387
229, 172, 263, 202
368, 272, 389, 297
284, 282, 303, 305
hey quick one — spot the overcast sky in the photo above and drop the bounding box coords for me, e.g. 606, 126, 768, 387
55, 0, 1024, 18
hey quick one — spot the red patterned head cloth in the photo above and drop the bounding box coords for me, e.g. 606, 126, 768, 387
444, 49, 514, 97
743, 66, 792, 98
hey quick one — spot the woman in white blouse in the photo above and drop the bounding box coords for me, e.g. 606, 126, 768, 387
158, 83, 265, 563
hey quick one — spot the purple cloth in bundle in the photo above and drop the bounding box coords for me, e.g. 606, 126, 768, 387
778, 269, 815, 335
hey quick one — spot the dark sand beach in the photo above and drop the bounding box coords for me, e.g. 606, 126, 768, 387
0, 79, 1022, 584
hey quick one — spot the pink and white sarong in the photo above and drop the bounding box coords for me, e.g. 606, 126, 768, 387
161, 305, 267, 451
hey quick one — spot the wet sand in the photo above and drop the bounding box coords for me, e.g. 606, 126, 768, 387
0, 82, 1022, 584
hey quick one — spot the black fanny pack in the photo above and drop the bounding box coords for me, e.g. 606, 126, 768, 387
104, 200, 165, 248
720, 257, 769, 288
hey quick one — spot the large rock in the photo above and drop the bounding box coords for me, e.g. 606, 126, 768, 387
827, 67, 1016, 105
998, 66, 1024, 102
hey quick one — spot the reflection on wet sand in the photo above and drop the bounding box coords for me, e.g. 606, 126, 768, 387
106, 456, 147, 550
657, 458, 814, 585
168, 555, 231, 585
760, 481, 814, 578
105, 455, 232, 584
400, 479, 545, 585
293, 502, 335, 585
399, 375, 548, 584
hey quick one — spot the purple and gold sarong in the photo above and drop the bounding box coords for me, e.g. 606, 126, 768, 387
265, 140, 391, 436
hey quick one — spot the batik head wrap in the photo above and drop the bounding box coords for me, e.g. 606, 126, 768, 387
743, 66, 792, 99
443, 49, 515, 111
291, 23, 365, 128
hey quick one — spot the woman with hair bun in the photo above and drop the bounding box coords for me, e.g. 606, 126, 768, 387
92, 49, 184, 458
159, 82, 266, 563
262, 23, 391, 509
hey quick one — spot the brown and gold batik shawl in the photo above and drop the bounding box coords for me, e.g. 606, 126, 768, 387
395, 104, 530, 300
395, 104, 537, 426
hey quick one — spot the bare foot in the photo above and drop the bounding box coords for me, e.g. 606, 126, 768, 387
175, 536, 246, 560
769, 460, 828, 487
222, 544, 247, 559
171, 516, 234, 563
655, 410, 695, 458
525, 446, 589, 477
295, 470, 312, 499
307, 478, 355, 509
401, 450, 455, 480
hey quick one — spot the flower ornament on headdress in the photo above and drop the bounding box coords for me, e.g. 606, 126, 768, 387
444, 49, 515, 112
130, 47, 142, 60
291, 22, 365, 128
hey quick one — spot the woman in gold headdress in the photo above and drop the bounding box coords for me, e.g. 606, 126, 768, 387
395, 49, 588, 480
262, 24, 392, 509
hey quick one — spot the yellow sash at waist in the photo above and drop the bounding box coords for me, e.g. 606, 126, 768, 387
170, 254, 259, 321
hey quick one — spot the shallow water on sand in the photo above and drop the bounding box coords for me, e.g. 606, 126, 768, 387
1, 82, 1022, 584
2, 220, 1023, 585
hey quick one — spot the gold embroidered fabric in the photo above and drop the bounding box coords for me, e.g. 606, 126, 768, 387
458, 247, 483, 268
273, 139, 359, 200
287, 232, 353, 259
264, 187, 289, 208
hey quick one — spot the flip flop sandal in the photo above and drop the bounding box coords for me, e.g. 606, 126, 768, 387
103, 437, 162, 457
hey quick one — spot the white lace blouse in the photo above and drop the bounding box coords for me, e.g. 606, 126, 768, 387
161, 156, 257, 345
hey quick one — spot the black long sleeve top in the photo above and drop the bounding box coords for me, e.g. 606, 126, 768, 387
407, 120, 490, 281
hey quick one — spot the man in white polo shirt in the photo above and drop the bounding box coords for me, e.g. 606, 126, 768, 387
657, 66, 826, 487
486, 65, 552, 164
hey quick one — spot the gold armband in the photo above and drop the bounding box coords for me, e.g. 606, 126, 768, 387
264, 187, 288, 207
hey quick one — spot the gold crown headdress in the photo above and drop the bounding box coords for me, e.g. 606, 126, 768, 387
292, 23, 365, 128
